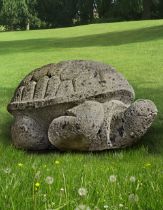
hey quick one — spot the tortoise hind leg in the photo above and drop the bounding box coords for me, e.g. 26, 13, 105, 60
11, 115, 50, 150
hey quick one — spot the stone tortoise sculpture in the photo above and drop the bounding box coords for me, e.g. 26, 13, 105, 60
7, 60, 157, 151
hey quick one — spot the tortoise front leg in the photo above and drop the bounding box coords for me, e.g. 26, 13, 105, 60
109, 100, 158, 148
48, 101, 104, 151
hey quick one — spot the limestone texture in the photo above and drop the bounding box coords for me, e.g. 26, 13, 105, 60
7, 60, 158, 151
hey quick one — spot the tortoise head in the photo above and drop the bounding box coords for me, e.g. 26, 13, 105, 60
123, 99, 158, 140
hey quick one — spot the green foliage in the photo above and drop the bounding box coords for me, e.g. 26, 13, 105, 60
0, 0, 40, 30
77, 0, 95, 24
25, 0, 41, 29
0, 0, 163, 30
0, 0, 24, 29
158, 0, 163, 18
115, 0, 143, 20
96, 0, 113, 18
38, 0, 78, 27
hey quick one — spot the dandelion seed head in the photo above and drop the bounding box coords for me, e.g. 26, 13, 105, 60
94, 207, 100, 210
75, 204, 91, 210
60, 188, 64, 193
3, 167, 11, 174
32, 162, 37, 169
47, 203, 53, 208
109, 175, 117, 182
42, 194, 47, 202
45, 176, 54, 185
12, 173, 16, 178
128, 193, 139, 203
119, 203, 124, 208
35, 171, 41, 179
51, 202, 55, 206
130, 176, 136, 183
78, 187, 87, 196
104, 205, 109, 209
46, 209, 55, 210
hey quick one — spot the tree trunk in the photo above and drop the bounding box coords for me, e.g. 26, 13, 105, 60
26, 19, 30, 30
142, 0, 152, 19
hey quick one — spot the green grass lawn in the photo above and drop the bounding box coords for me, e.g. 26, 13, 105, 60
0, 20, 163, 210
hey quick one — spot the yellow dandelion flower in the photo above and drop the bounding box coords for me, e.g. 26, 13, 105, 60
55, 160, 60, 165
35, 182, 40, 187
18, 163, 23, 167
144, 163, 151, 167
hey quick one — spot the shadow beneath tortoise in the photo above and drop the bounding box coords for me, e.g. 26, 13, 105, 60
0, 87, 14, 146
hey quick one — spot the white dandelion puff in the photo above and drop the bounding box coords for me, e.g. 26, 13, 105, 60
128, 193, 139, 202
104, 205, 109, 209
75, 204, 91, 210
78, 187, 87, 196
109, 175, 117, 182
35, 171, 41, 179
12, 173, 16, 178
60, 188, 65, 193
119, 203, 124, 208
94, 207, 100, 210
3, 168, 11, 174
46, 209, 55, 210
130, 176, 136, 183
42, 194, 47, 202
32, 162, 37, 169
45, 176, 54, 185
51, 202, 55, 206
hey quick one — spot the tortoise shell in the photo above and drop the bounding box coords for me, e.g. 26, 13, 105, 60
8, 60, 135, 112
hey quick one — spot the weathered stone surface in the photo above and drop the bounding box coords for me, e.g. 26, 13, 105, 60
11, 115, 49, 150
8, 60, 158, 151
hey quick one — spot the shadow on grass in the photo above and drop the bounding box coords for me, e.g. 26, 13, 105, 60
133, 84, 163, 154
0, 83, 162, 154
0, 25, 163, 55
0, 87, 13, 146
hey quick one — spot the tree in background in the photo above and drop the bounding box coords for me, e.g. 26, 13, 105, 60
158, 0, 163, 18
114, 0, 143, 20
0, 0, 2, 10
38, 0, 78, 27
0, 0, 40, 30
77, 0, 95, 24
0, 0, 162, 31
0, 0, 20, 30
25, 0, 41, 30
142, 0, 161, 20
96, 0, 112, 19
95, 0, 143, 21
142, 0, 153, 19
